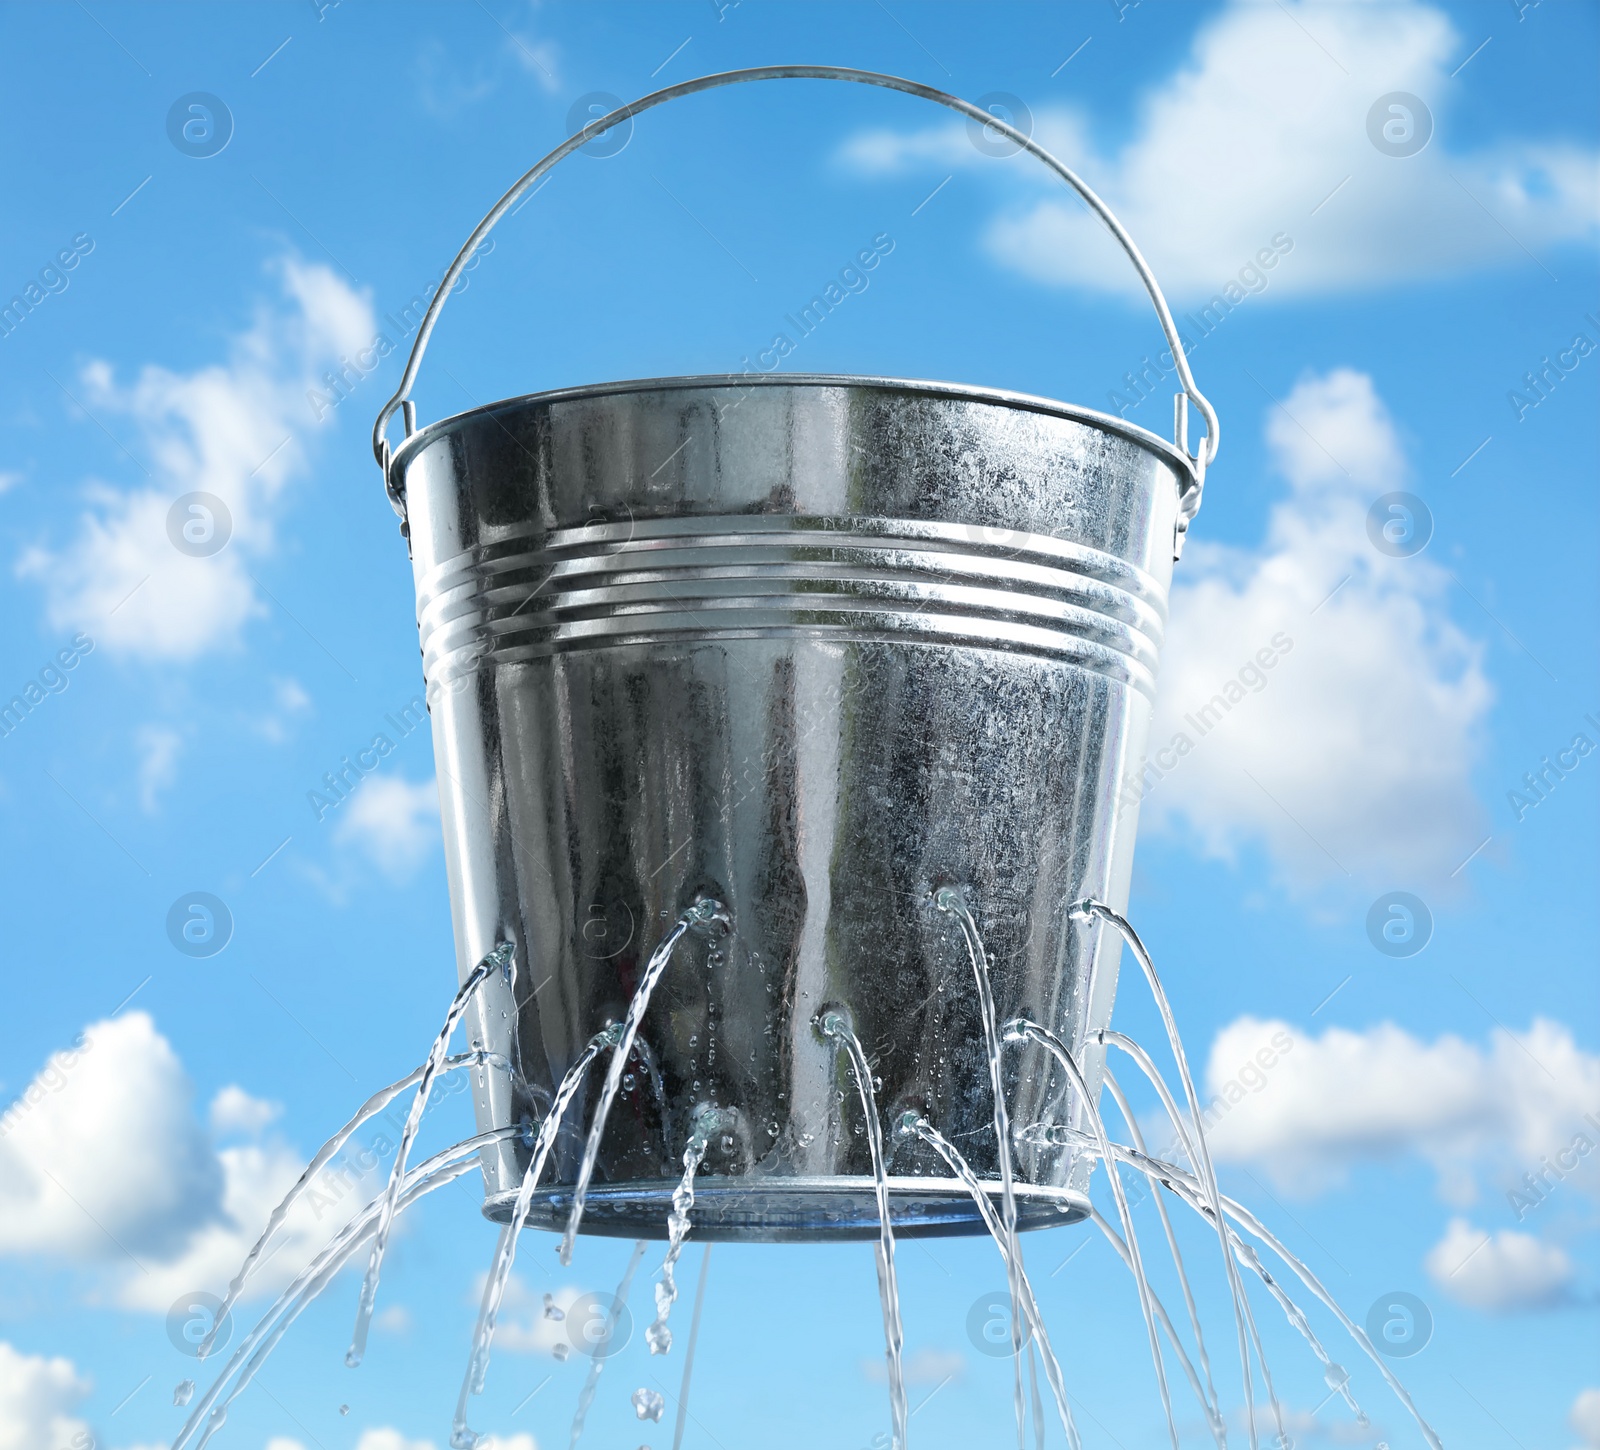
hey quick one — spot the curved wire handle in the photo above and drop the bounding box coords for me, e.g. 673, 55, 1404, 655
372, 64, 1220, 524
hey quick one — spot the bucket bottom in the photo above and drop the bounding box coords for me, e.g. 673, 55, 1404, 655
483, 1176, 1090, 1242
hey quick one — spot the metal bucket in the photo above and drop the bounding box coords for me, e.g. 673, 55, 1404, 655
374, 68, 1218, 1242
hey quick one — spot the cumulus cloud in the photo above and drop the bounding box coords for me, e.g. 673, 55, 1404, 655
480, 1276, 585, 1358
135, 724, 182, 812
208, 1085, 282, 1138
840, 0, 1597, 301
0, 1342, 91, 1450
265, 1440, 308, 1450
1196, 1015, 1600, 1209
355, 1432, 436, 1450
1572, 1388, 1600, 1450
1137, 368, 1491, 890
415, 12, 560, 119
1424, 1217, 1575, 1312
0, 1014, 378, 1312
334, 776, 441, 879
256, 677, 313, 744
18, 258, 374, 661
0, 1013, 222, 1259
861, 1347, 965, 1385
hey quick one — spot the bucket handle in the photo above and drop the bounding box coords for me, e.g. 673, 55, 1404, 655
372, 65, 1219, 532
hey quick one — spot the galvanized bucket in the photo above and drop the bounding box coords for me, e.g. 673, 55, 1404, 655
374, 67, 1217, 1241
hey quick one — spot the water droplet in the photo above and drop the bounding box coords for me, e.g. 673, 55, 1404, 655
768, 1122, 779, 1136
632, 1387, 666, 1422
552, 1342, 570, 1362
622, 1073, 636, 1091
543, 1292, 565, 1321
173, 1380, 195, 1406
339, 1404, 350, 1417
719, 1134, 734, 1153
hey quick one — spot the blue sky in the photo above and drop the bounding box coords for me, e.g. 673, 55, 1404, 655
1, 2, 1596, 1448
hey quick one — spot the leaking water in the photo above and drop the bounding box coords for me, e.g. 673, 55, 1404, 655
560, 899, 727, 1266
452, 1022, 625, 1449
170, 890, 1444, 1450
348, 941, 515, 1370
646, 1106, 727, 1356
818, 1006, 908, 1450
937, 889, 1037, 1450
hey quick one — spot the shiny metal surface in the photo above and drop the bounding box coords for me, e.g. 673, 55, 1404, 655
393, 374, 1183, 1240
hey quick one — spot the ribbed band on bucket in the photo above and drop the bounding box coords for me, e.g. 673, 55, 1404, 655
414, 515, 1167, 701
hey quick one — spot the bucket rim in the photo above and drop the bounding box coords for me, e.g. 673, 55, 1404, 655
389, 371, 1198, 495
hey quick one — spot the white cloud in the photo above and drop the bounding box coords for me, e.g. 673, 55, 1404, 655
0, 1014, 378, 1312
114, 1122, 378, 1315
1138, 369, 1491, 890
0, 1013, 221, 1259
264, 1439, 308, 1450
18, 258, 374, 662
355, 1431, 436, 1450
478, 1435, 537, 1450
483, 1277, 586, 1358
840, 0, 1597, 301
0, 1342, 91, 1450
374, 1303, 413, 1334
1196, 1015, 1600, 1209
415, 14, 560, 119
257, 677, 313, 744
1572, 1388, 1600, 1450
208, 1085, 282, 1138
861, 1347, 966, 1385
135, 724, 183, 812
1424, 1217, 1574, 1311
334, 776, 440, 879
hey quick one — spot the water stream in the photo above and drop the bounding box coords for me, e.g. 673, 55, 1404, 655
174, 1128, 520, 1450
452, 1022, 625, 1449
1073, 901, 1260, 1449
565, 1239, 648, 1449
1004, 1016, 1180, 1450
559, 899, 727, 1265
348, 941, 516, 1369
647, 1106, 728, 1355
201, 1047, 516, 1363
167, 888, 1446, 1450
934, 889, 1030, 1450
818, 1006, 908, 1450
895, 1112, 1080, 1450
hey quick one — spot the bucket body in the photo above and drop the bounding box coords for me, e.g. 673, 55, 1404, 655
393, 374, 1183, 1240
